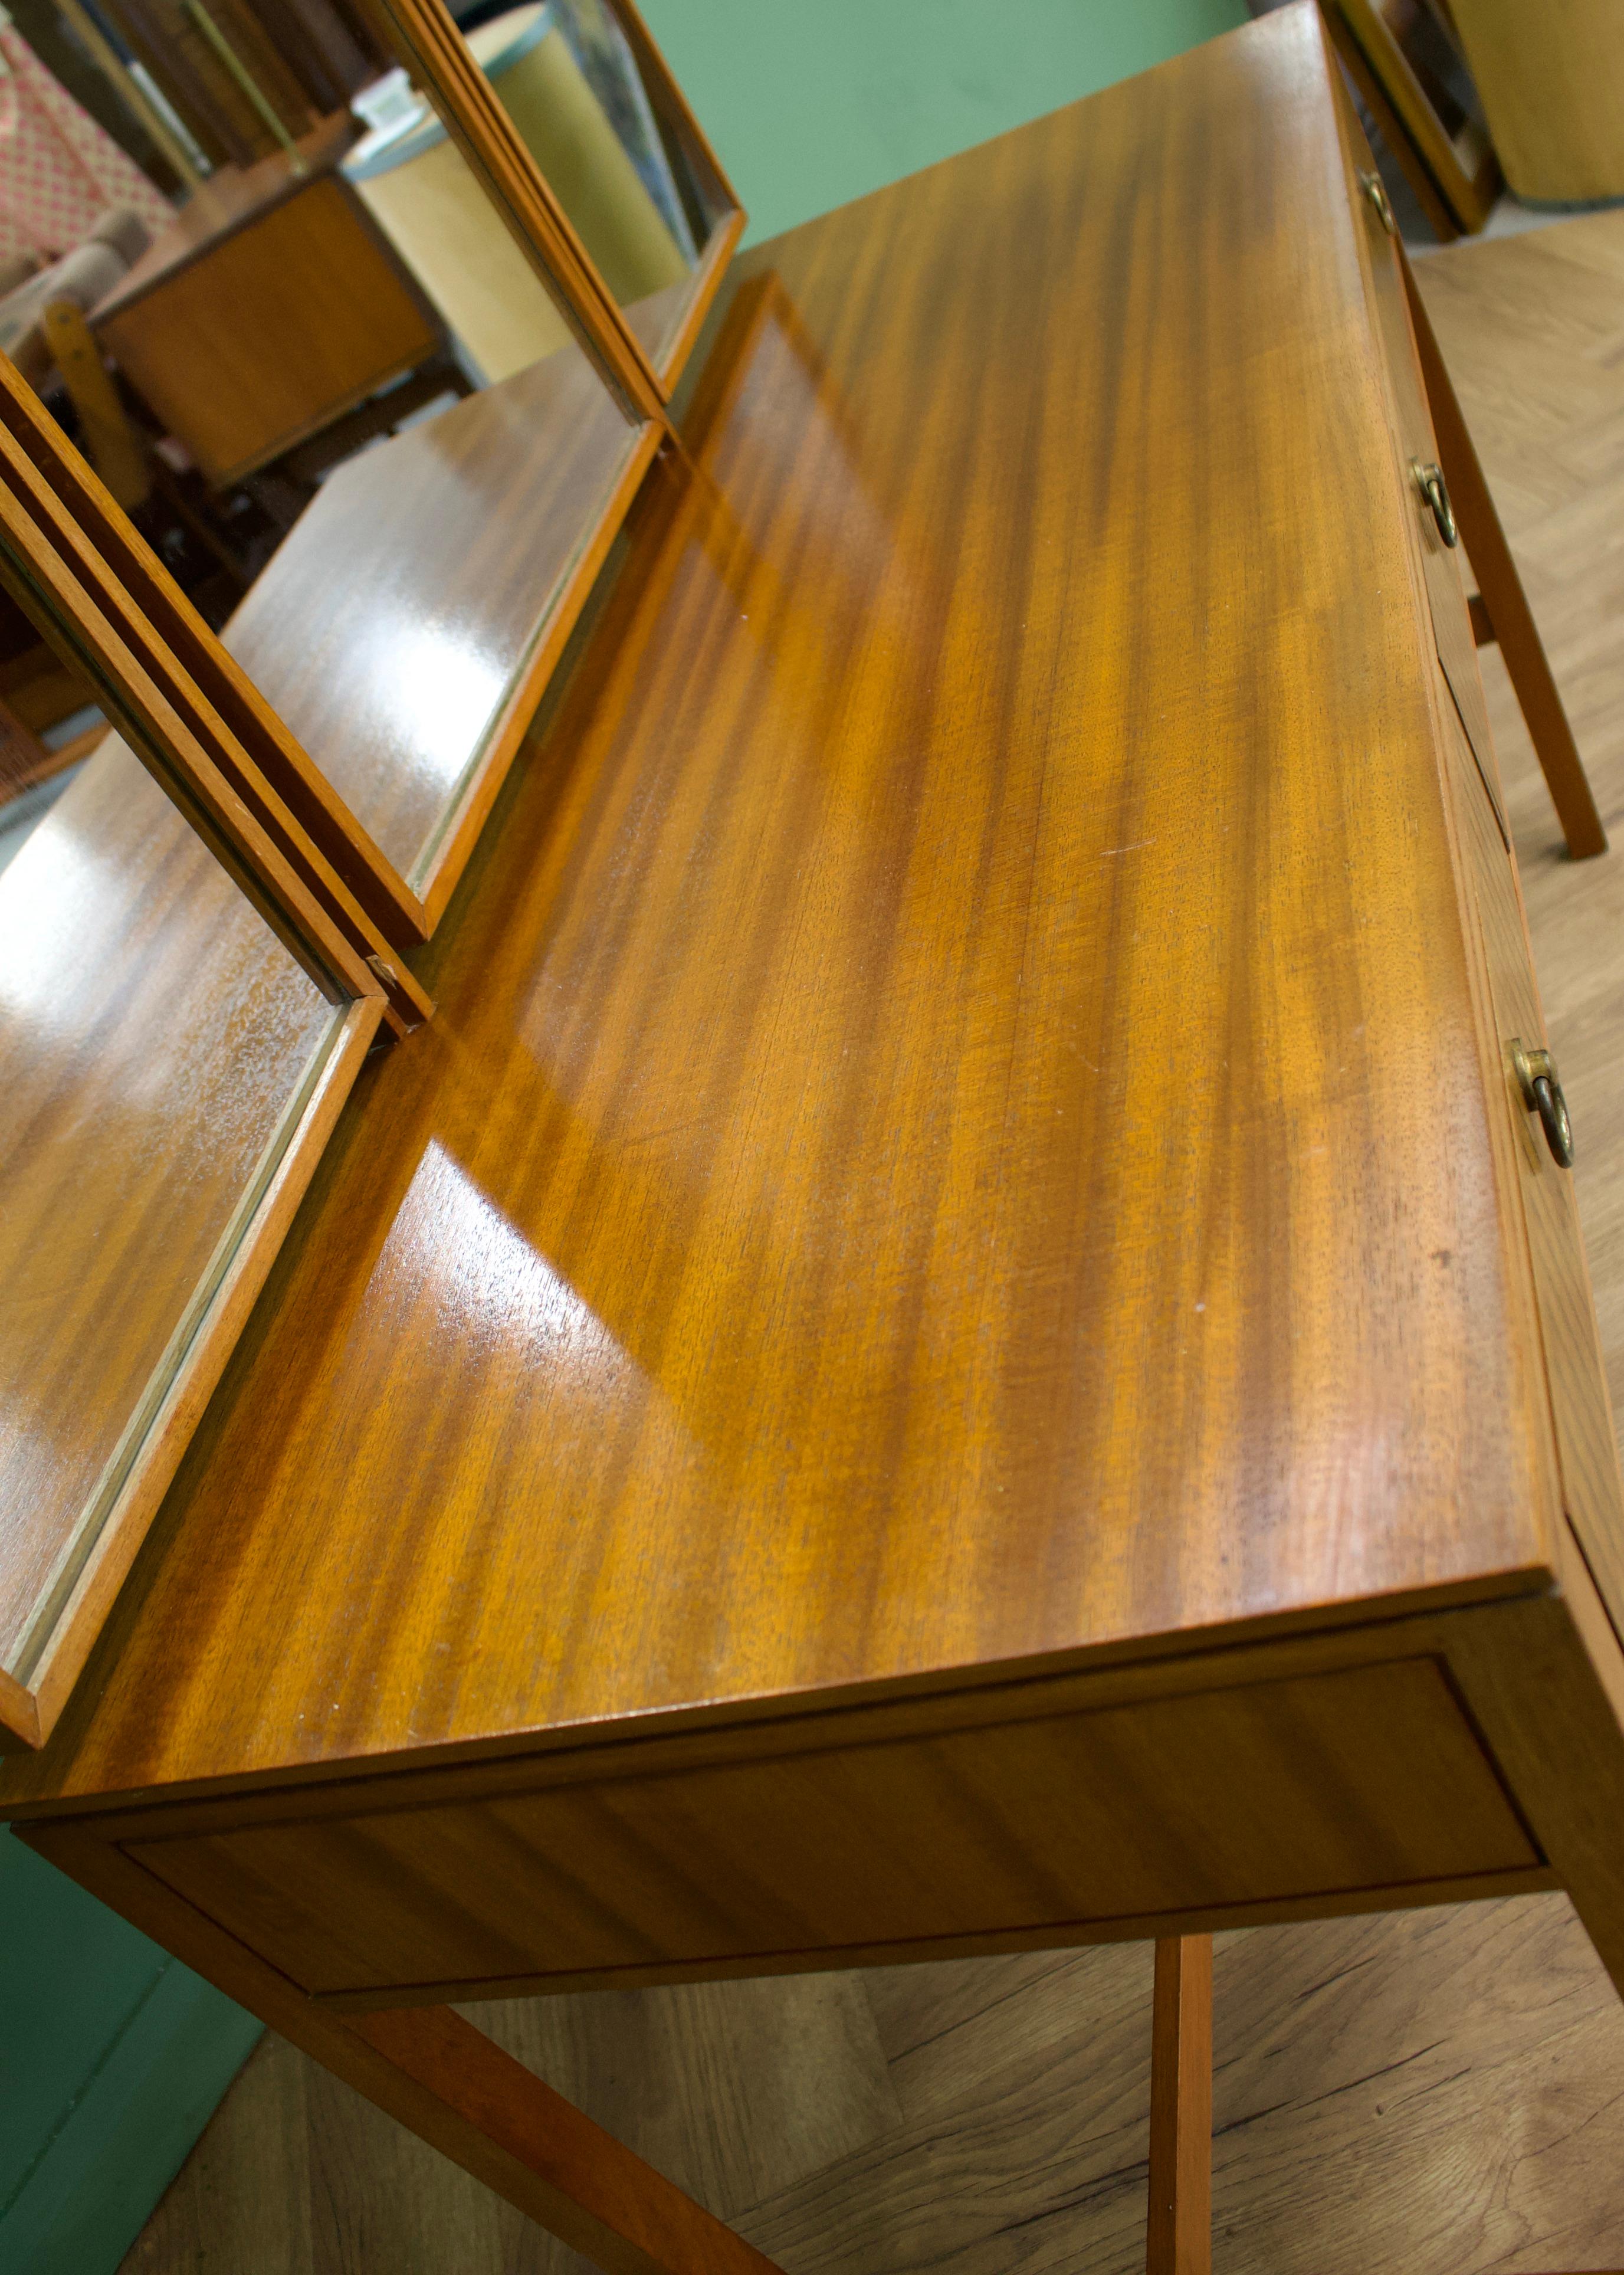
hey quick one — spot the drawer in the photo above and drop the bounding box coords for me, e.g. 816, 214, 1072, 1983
121, 1657, 1538, 2000
1441, 691, 1624, 1627
1341, 110, 1506, 828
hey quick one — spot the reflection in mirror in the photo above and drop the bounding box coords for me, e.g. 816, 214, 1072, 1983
2, 0, 737, 955
86, 111, 473, 564
0, 734, 379, 1746
21, 5, 662, 935
448, 0, 736, 375
345, 70, 578, 385
0, 585, 106, 881
210, 107, 655, 905
222, 314, 653, 902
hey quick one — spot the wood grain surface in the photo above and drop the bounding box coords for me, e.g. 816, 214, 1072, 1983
116, 186, 1624, 2275
0, 3, 1571, 1814
112, 1657, 1539, 1997
90, 114, 359, 320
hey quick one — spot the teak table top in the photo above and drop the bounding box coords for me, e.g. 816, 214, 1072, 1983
0, 6, 1557, 1814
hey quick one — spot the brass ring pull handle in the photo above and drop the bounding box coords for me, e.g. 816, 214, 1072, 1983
1411, 459, 1458, 548
1359, 169, 1397, 236
1511, 1038, 1575, 1168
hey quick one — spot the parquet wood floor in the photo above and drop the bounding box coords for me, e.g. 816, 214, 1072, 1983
120, 211, 1624, 2275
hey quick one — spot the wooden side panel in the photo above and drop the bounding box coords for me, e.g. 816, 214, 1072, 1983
124, 1661, 1538, 1997
1341, 91, 1623, 1628
1442, 1534, 1624, 2005
1402, 246, 1606, 858
1439, 697, 1624, 1634
98, 178, 440, 486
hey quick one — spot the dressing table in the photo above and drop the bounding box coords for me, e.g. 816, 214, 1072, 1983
8, 11, 1624, 2271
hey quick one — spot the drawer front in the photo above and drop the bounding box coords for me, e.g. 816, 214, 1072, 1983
1441, 696, 1624, 1626
1344, 121, 1507, 827
122, 1658, 1538, 1999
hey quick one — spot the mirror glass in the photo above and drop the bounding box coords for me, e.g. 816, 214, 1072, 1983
0, 727, 361, 1729
223, 116, 645, 894
447, 0, 735, 373
9, 0, 661, 922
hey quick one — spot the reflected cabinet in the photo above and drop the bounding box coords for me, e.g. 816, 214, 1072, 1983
8, 12, 1624, 2275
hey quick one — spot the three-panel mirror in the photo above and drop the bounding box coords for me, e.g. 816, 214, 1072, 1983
0, 0, 741, 1746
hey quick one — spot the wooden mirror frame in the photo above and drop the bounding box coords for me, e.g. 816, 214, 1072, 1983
0, 0, 743, 956
0, 375, 429, 1028
0, 0, 742, 1750
365, 0, 744, 416
0, 428, 396, 1749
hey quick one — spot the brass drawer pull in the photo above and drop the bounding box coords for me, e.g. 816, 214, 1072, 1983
1359, 168, 1397, 236
1412, 458, 1458, 548
1511, 1038, 1575, 1168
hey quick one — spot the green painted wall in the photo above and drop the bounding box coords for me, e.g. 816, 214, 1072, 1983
0, 1828, 261, 2274
0, 6, 1248, 2270
639, 0, 1249, 245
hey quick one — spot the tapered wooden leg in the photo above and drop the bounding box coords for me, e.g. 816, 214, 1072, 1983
22, 1825, 787, 2275
350, 2006, 782, 2275
1402, 248, 1608, 860
1147, 1935, 1212, 2275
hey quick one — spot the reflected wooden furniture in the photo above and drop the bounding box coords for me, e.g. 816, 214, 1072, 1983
94, 0, 388, 171
8, 9, 1624, 2270
88, 114, 449, 489
1448, 0, 1624, 206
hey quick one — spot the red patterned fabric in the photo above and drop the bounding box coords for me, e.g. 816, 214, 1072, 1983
0, 20, 170, 265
